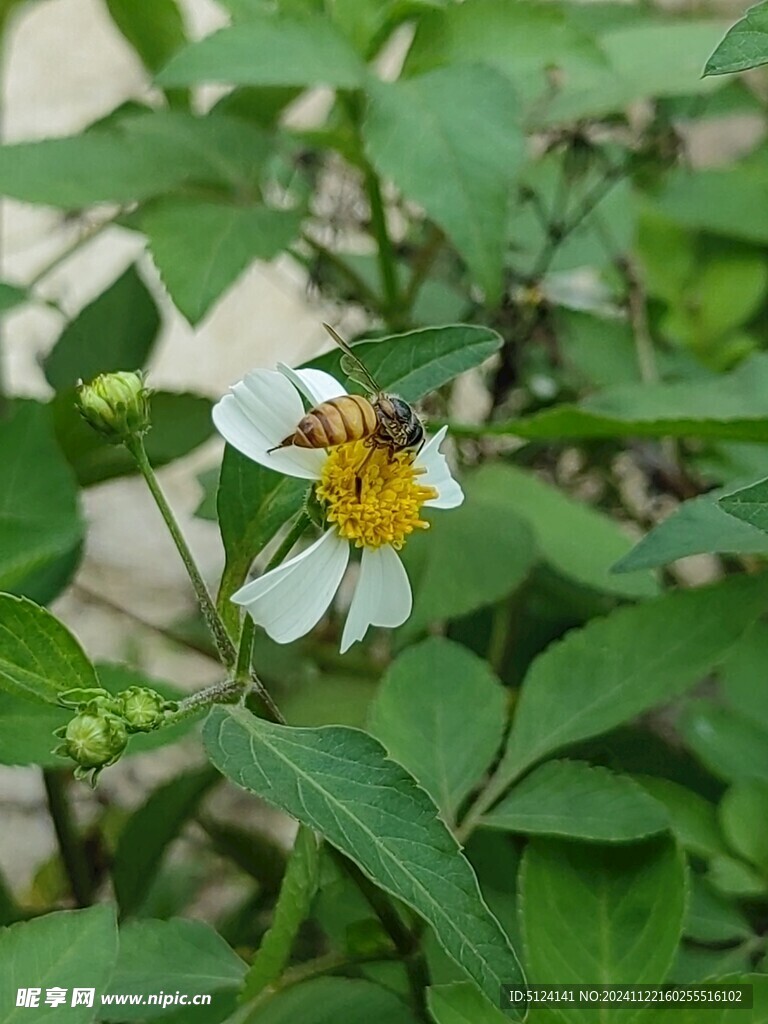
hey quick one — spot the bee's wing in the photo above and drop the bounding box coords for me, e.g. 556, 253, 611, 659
323, 323, 382, 396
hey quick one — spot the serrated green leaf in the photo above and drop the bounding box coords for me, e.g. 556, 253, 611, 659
103, 918, 245, 1020
681, 700, 768, 784
633, 776, 727, 859
0, 112, 269, 208
705, 2, 768, 76
520, 838, 687, 1001
369, 638, 507, 822
204, 707, 526, 1010
158, 14, 366, 88
240, 826, 319, 1002
427, 982, 509, 1024
469, 465, 657, 599
310, 324, 502, 404
113, 767, 219, 916
495, 575, 768, 787
106, 0, 187, 74
0, 906, 118, 1024
0, 401, 82, 601
364, 66, 524, 302
483, 760, 668, 842
44, 265, 160, 390
240, 977, 422, 1024
613, 486, 768, 573
53, 390, 214, 487
141, 199, 303, 324
0, 595, 97, 705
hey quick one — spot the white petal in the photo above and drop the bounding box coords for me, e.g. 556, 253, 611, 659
232, 529, 349, 644
340, 545, 412, 653
278, 363, 346, 405
212, 369, 325, 480
416, 425, 464, 509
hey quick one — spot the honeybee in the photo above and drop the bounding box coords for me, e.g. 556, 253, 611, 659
271, 324, 425, 458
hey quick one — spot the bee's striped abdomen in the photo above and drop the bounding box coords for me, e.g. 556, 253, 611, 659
290, 395, 378, 449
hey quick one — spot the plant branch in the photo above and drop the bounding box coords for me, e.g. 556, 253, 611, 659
126, 436, 236, 668
364, 163, 401, 323
42, 769, 95, 907
296, 232, 382, 310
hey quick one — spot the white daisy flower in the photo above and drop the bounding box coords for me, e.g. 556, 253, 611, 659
212, 364, 463, 653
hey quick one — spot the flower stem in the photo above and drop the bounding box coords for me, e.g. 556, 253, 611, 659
126, 436, 236, 668
364, 163, 401, 323
42, 769, 95, 907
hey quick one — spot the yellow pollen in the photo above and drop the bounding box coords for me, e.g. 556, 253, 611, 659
316, 440, 438, 550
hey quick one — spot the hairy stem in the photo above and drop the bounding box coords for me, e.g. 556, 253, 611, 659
42, 770, 95, 907
126, 436, 236, 668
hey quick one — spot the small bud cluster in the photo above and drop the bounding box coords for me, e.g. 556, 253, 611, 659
53, 685, 177, 784
75, 370, 151, 445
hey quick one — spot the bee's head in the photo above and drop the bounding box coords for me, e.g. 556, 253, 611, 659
377, 395, 424, 448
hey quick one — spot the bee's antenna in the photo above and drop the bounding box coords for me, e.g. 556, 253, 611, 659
322, 322, 346, 347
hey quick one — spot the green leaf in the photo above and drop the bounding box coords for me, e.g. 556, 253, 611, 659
0, 662, 189, 766
722, 621, 768, 731
364, 66, 524, 302
483, 760, 668, 842
482, 353, 768, 443
546, 21, 730, 123
44, 265, 160, 390
105, 0, 187, 74
0, 595, 97, 705
103, 918, 245, 1020
681, 700, 768, 784
216, 447, 307, 632
469, 465, 657, 599
404, 0, 605, 100
633, 776, 727, 859
311, 324, 502, 404
53, 390, 214, 487
0, 112, 269, 208
685, 875, 752, 944
496, 574, 768, 786
427, 982, 509, 1024
649, 167, 768, 247
239, 977, 422, 1024
720, 475, 768, 535
240, 826, 320, 1002
399, 489, 536, 639
368, 638, 507, 822
613, 486, 768, 573
204, 707, 526, 1009
656, 975, 768, 1023
705, 2, 768, 75
141, 199, 303, 324
158, 14, 366, 88
113, 766, 219, 916
0, 907, 117, 1024
720, 780, 768, 872
0, 401, 82, 601
709, 855, 766, 897
520, 838, 687, 996
0, 280, 27, 312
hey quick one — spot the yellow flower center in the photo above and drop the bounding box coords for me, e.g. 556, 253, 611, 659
316, 440, 438, 550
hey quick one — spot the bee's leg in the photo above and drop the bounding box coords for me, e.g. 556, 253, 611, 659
267, 434, 295, 454
355, 442, 376, 500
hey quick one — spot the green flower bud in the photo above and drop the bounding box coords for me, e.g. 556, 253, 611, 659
53, 710, 127, 775
75, 370, 151, 444
57, 687, 120, 713
118, 686, 175, 732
